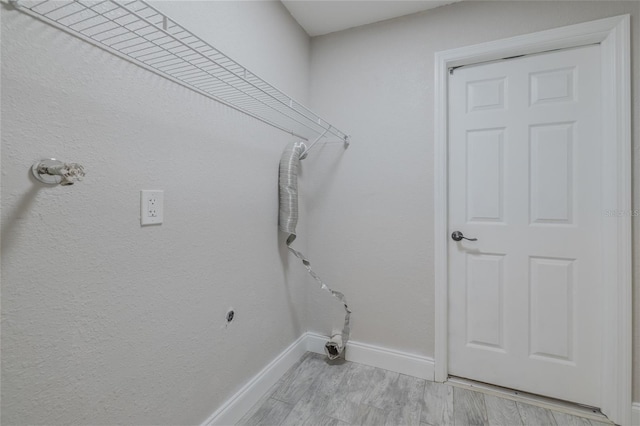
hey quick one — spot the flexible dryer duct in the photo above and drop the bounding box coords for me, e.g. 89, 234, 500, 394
278, 141, 351, 360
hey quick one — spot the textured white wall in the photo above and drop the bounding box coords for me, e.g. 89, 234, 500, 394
3, 0, 639, 423
307, 0, 640, 399
0, 1, 310, 424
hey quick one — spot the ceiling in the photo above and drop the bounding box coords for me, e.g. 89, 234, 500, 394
281, 1, 463, 37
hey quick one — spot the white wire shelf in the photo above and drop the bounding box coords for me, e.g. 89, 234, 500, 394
10, 0, 350, 143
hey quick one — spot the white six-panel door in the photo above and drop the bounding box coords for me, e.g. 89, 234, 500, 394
448, 45, 602, 406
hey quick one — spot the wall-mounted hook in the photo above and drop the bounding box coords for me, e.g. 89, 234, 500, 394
32, 159, 85, 186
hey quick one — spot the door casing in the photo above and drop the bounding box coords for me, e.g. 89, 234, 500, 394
433, 15, 631, 425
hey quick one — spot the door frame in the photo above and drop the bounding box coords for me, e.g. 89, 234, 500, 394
433, 15, 631, 425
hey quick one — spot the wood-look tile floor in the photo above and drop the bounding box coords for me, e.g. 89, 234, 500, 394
237, 353, 612, 426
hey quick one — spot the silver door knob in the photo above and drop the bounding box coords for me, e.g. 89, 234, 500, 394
451, 231, 477, 242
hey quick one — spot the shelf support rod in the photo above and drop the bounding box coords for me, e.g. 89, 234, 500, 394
300, 127, 331, 160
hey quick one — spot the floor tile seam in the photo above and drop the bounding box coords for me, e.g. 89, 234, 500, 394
269, 395, 297, 406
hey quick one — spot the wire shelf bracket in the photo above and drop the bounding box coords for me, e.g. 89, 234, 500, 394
9, 0, 350, 144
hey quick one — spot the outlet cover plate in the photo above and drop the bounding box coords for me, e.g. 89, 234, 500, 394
141, 190, 163, 225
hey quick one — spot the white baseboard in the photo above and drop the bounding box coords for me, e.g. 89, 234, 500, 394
200, 333, 308, 426
306, 332, 434, 380
200, 332, 633, 426
632, 402, 640, 426
201, 332, 435, 425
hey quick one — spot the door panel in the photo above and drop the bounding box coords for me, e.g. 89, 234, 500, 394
529, 123, 574, 224
466, 128, 505, 223
466, 253, 505, 350
448, 45, 602, 407
529, 256, 575, 363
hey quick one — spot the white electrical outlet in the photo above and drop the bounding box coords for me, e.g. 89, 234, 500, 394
141, 190, 163, 225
